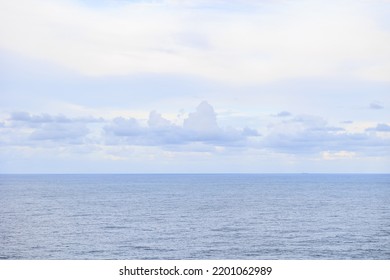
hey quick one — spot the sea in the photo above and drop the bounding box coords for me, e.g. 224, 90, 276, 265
0, 174, 389, 260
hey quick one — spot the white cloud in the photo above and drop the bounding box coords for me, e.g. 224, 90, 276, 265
322, 151, 356, 160
1, 0, 389, 84
147, 111, 172, 128
183, 101, 219, 134
104, 101, 255, 146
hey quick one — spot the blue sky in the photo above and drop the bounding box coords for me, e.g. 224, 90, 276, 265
0, 0, 389, 173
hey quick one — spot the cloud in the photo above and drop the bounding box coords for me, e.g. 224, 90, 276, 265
104, 117, 142, 137
29, 123, 89, 142
1, 0, 389, 84
2, 112, 98, 145
321, 150, 356, 160
9, 111, 103, 123
104, 101, 257, 147
10, 111, 74, 124
101, 107, 389, 157
263, 115, 389, 156
369, 102, 384, 110
366, 123, 390, 132
242, 127, 259, 137
274, 111, 292, 117
1, 100, 389, 172
1, 102, 389, 169
183, 101, 219, 133
148, 110, 172, 128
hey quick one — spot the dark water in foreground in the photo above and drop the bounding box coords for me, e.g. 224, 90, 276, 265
0, 174, 389, 259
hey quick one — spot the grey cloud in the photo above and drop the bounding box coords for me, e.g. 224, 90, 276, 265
369, 102, 384, 110
289, 115, 344, 132
264, 129, 388, 155
366, 123, 390, 132
291, 115, 327, 127
264, 115, 389, 155
274, 111, 292, 117
10, 111, 71, 123
105, 117, 142, 136
10, 111, 30, 121
9, 111, 103, 123
104, 116, 176, 146
307, 126, 345, 132
242, 127, 260, 136
2, 112, 96, 145
30, 123, 89, 143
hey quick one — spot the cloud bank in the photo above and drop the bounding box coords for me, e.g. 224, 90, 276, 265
1, 102, 389, 158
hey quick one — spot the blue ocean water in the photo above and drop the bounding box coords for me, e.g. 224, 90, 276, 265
0, 174, 389, 259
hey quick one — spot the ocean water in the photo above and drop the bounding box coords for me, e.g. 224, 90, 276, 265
0, 174, 389, 260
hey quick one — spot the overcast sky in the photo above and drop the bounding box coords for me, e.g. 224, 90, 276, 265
0, 0, 389, 173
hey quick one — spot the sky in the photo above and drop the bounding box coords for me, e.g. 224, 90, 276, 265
0, 0, 389, 173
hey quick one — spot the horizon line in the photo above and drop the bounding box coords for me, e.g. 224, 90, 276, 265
1, 172, 389, 175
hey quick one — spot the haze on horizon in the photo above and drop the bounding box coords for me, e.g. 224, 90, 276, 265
0, 0, 389, 173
